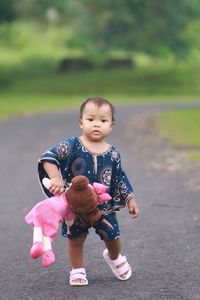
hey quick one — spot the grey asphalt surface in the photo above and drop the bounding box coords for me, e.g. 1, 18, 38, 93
0, 102, 200, 300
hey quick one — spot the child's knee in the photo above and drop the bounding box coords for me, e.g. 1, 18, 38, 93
68, 235, 87, 247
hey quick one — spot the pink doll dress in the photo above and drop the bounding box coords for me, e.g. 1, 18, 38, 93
25, 193, 75, 241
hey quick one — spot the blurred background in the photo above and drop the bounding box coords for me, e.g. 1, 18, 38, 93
0, 0, 200, 162
1, 0, 200, 104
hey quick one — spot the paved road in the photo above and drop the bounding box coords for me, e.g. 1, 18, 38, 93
0, 102, 200, 300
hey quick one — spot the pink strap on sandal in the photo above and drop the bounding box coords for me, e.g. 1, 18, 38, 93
103, 249, 132, 280
69, 268, 88, 286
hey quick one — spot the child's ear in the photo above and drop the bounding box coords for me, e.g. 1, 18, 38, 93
109, 122, 114, 132
79, 119, 83, 129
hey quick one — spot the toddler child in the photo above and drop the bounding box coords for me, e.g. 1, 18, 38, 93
38, 96, 139, 286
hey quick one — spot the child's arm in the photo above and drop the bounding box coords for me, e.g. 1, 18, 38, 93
43, 161, 64, 195
127, 195, 139, 218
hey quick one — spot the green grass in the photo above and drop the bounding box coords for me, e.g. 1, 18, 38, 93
1, 67, 200, 120
155, 109, 200, 162
5, 66, 200, 95
0, 95, 82, 120
189, 152, 200, 164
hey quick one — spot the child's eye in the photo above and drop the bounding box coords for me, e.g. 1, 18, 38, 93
102, 120, 107, 123
87, 118, 93, 121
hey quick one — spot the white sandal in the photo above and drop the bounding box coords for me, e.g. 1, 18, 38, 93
69, 268, 88, 286
103, 249, 132, 281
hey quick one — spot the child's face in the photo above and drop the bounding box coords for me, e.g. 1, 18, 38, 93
79, 102, 113, 142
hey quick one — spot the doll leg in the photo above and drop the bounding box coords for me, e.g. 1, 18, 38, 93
41, 235, 55, 268
30, 226, 43, 259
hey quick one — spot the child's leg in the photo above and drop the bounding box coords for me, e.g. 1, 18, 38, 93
30, 226, 43, 259
62, 216, 89, 285
67, 235, 87, 285
41, 236, 55, 268
94, 213, 131, 280
67, 235, 87, 268
104, 237, 121, 260
104, 238, 131, 280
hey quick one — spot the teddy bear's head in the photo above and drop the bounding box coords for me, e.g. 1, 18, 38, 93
65, 175, 102, 224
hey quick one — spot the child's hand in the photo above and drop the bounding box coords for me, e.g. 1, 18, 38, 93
127, 196, 139, 218
49, 176, 64, 195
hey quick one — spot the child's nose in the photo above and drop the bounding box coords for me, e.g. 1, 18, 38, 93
94, 121, 100, 127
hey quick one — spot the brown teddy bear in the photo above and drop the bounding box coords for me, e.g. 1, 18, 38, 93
25, 175, 112, 268
66, 175, 112, 226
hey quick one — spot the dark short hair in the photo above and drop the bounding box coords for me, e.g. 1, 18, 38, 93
80, 96, 115, 124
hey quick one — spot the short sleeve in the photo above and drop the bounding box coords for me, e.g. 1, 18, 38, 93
111, 152, 134, 207
38, 137, 76, 197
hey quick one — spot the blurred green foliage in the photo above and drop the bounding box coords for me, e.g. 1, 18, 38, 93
1, 0, 200, 56
0, 19, 200, 103
0, 0, 16, 22
65, 0, 200, 56
0, 18, 199, 86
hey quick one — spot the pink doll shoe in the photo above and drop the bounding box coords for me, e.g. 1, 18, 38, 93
103, 249, 132, 281
30, 242, 43, 259
41, 249, 55, 268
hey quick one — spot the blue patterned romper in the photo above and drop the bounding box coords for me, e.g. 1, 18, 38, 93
38, 137, 134, 241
